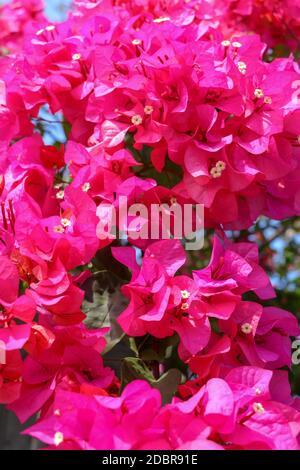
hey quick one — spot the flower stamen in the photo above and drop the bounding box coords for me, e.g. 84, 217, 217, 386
253, 402, 265, 414
131, 115, 143, 126
54, 431, 64, 446
241, 323, 253, 334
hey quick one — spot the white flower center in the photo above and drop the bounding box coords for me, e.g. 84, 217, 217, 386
61, 218, 71, 228
241, 323, 253, 334
72, 53, 81, 61
131, 115, 143, 126
237, 61, 247, 74
53, 225, 64, 234
54, 431, 64, 446
132, 39, 142, 45
45, 25, 55, 32
210, 167, 222, 179
181, 290, 190, 299
253, 402, 265, 414
82, 182, 91, 192
216, 160, 226, 171
56, 190, 65, 200
254, 88, 264, 98
153, 17, 171, 23
144, 105, 154, 115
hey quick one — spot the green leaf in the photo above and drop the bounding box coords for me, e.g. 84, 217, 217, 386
121, 357, 182, 404
128, 337, 139, 357
133, 155, 183, 189
63, 120, 72, 139
83, 289, 110, 329
121, 357, 154, 389
82, 280, 127, 353
127, 334, 179, 362
154, 368, 182, 405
